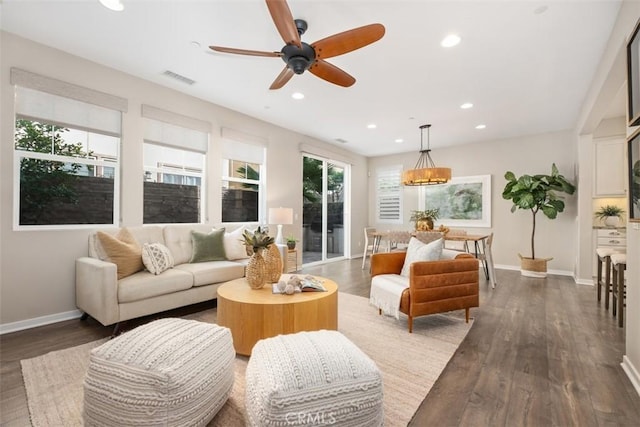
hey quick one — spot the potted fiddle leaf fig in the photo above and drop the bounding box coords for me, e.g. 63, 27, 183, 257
502, 163, 576, 278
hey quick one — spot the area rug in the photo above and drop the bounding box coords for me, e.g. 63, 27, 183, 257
21, 292, 473, 427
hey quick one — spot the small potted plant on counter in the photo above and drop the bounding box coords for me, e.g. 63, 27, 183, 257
594, 205, 624, 228
286, 236, 298, 250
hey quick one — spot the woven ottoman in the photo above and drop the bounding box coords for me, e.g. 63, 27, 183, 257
245, 330, 383, 427
84, 318, 235, 426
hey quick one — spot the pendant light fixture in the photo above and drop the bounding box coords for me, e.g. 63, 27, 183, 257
402, 124, 451, 186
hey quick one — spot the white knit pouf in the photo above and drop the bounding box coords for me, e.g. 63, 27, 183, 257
245, 330, 383, 427
84, 318, 235, 427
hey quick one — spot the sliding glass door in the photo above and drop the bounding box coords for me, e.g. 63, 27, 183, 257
302, 155, 348, 265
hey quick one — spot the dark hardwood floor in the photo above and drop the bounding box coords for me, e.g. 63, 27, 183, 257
1, 259, 639, 426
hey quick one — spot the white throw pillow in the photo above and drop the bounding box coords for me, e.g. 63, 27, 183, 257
141, 243, 174, 275
223, 226, 249, 260
400, 237, 444, 277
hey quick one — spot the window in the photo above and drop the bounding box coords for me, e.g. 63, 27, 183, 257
11, 69, 126, 228
141, 105, 210, 224
222, 158, 263, 223
220, 131, 266, 223
376, 166, 403, 224
143, 144, 205, 224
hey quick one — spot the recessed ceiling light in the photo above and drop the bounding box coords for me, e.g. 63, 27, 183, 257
190, 41, 201, 49
460, 103, 473, 109
395, 138, 404, 144
99, 0, 124, 11
475, 124, 487, 129
441, 34, 461, 48
291, 92, 304, 100
367, 124, 377, 129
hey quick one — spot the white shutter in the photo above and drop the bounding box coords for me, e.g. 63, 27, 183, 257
376, 166, 402, 224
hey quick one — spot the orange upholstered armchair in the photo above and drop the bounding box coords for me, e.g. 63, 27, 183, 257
370, 251, 479, 332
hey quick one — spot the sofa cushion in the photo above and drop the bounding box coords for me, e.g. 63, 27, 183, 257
97, 228, 144, 280
223, 225, 249, 260
400, 237, 443, 277
174, 261, 245, 287
89, 226, 165, 259
163, 224, 215, 265
190, 229, 227, 263
118, 269, 194, 303
142, 243, 174, 275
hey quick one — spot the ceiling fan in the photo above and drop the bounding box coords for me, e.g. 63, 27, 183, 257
209, 0, 385, 90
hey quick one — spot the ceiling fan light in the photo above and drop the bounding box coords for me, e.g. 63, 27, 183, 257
99, 0, 124, 11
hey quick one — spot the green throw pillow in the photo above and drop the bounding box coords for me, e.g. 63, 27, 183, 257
190, 228, 227, 263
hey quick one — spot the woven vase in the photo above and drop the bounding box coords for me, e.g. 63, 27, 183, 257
264, 244, 283, 283
246, 248, 267, 289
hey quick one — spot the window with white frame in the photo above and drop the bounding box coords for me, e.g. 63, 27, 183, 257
11, 69, 126, 228
142, 106, 209, 224
376, 165, 403, 224
221, 134, 265, 223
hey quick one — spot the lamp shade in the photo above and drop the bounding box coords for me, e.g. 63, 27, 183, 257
268, 207, 293, 225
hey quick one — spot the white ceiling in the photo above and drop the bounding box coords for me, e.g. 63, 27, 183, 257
0, 0, 624, 157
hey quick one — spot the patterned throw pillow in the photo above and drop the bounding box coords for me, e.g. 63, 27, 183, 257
142, 243, 175, 275
400, 237, 444, 277
96, 228, 144, 280
190, 229, 227, 263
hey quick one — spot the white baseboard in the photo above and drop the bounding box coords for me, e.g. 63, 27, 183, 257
622, 356, 640, 397
0, 309, 83, 335
494, 263, 574, 278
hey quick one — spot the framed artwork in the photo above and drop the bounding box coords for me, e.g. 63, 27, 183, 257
627, 18, 640, 126
419, 175, 491, 228
629, 128, 640, 222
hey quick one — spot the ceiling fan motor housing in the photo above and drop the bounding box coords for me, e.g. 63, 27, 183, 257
282, 42, 316, 74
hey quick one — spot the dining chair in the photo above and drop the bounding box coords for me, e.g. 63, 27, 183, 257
362, 227, 377, 270
481, 233, 497, 288
444, 228, 468, 252
385, 230, 412, 252
414, 231, 443, 245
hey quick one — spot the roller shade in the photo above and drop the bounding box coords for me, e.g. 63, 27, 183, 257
142, 105, 210, 153
220, 127, 266, 164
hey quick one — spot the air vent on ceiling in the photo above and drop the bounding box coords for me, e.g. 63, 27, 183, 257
335, 138, 348, 144
162, 70, 196, 85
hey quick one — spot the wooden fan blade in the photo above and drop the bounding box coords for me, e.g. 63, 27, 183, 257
209, 46, 282, 58
312, 23, 385, 59
309, 59, 356, 87
265, 0, 302, 48
269, 66, 295, 90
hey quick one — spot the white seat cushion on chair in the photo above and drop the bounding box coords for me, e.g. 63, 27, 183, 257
610, 253, 627, 266
596, 247, 626, 258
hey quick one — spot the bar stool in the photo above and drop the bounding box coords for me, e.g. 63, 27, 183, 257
611, 253, 627, 327
595, 247, 625, 308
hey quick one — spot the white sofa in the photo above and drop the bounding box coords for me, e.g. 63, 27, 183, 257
76, 223, 283, 334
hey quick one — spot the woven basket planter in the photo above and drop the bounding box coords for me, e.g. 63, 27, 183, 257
518, 254, 552, 278
264, 244, 283, 283
246, 249, 267, 289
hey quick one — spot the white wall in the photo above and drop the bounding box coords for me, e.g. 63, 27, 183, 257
368, 130, 578, 274
575, 0, 640, 396
0, 31, 368, 327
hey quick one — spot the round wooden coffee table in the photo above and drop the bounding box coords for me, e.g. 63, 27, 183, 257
216, 275, 338, 356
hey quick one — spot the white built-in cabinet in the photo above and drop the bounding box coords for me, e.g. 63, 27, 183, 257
593, 137, 627, 197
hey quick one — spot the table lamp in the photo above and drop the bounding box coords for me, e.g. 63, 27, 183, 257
268, 207, 293, 245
